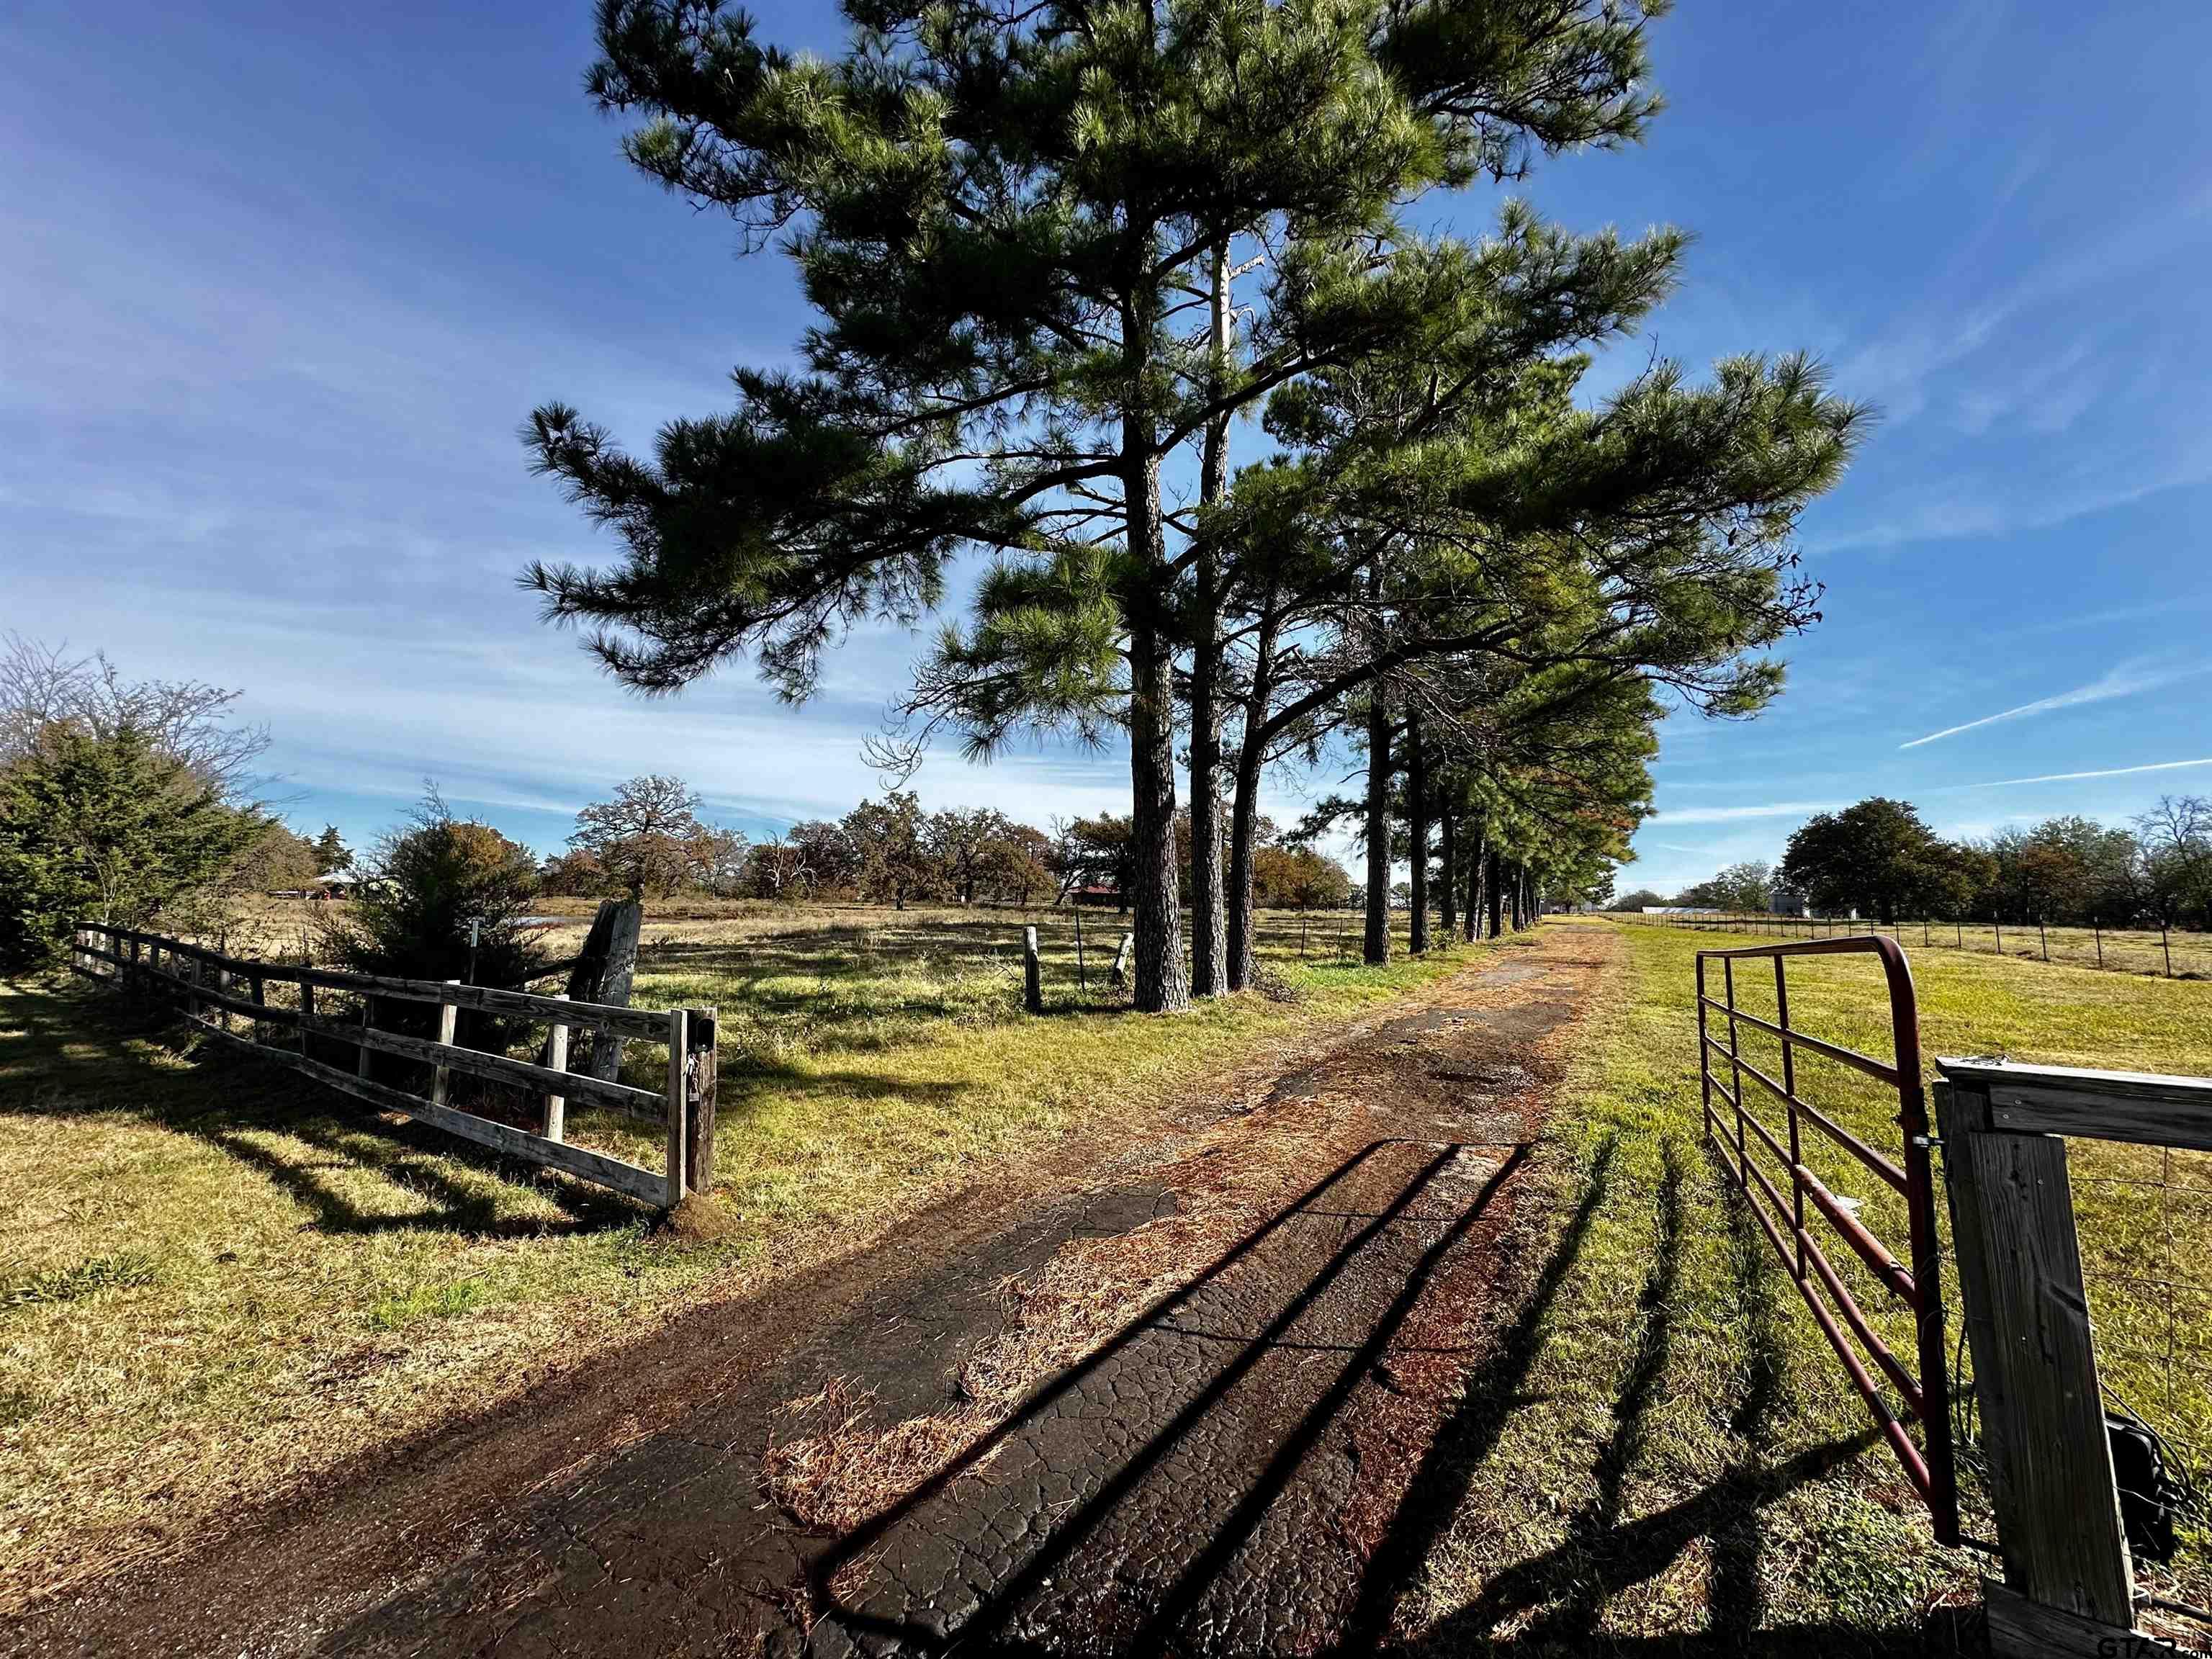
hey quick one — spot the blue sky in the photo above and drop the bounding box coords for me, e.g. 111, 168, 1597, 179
6, 1, 2211, 890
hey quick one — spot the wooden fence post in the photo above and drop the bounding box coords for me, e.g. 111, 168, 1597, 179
358, 996, 375, 1081
430, 981, 459, 1107
1110, 930, 1134, 989
581, 900, 643, 1084
543, 993, 568, 1142
1935, 1079, 2134, 1629
1022, 925, 1043, 1012
663, 1008, 688, 1208
684, 1007, 717, 1191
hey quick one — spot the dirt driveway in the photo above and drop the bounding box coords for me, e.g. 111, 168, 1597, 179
12, 928, 1609, 1658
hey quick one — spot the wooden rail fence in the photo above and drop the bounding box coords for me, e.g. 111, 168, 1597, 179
67, 922, 716, 1209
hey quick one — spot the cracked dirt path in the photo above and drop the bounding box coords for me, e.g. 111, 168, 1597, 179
9, 928, 1609, 1659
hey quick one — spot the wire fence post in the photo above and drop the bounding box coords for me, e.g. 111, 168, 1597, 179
2094, 917, 2103, 968
1074, 906, 1087, 993
2038, 919, 2048, 962
2163, 923, 2173, 978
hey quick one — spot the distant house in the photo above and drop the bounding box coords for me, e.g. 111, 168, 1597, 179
1069, 884, 1123, 909
308, 869, 367, 900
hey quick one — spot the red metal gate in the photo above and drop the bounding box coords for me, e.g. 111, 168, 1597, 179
1695, 935, 1959, 1545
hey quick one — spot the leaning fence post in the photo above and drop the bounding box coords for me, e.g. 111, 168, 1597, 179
663, 1008, 689, 1208
357, 996, 375, 1081
2162, 924, 2172, 977
1110, 930, 1135, 989
1022, 925, 1043, 1012
1934, 1076, 2133, 1629
431, 981, 459, 1107
684, 1007, 717, 1191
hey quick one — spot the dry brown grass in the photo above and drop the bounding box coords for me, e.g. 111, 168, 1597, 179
1, 902, 1477, 1610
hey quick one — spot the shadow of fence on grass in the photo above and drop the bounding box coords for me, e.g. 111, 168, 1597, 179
0, 979, 642, 1235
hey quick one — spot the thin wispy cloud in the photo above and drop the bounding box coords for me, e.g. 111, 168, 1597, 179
1649, 801, 1841, 825
1951, 757, 2212, 789
1899, 660, 2210, 749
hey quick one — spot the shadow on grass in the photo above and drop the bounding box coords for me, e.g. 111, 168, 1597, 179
1323, 1130, 1920, 1659
0, 978, 646, 1236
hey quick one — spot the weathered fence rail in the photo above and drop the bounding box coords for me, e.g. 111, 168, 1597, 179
68, 922, 715, 1209
1936, 1058, 2212, 1657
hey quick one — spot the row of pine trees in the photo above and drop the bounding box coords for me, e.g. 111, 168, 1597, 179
522, 1, 1860, 1007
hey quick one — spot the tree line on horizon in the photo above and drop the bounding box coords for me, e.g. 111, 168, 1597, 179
536, 774, 1353, 914
1616, 795, 2212, 930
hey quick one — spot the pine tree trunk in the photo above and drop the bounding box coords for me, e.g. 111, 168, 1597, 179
1460, 827, 1478, 938
1407, 707, 1429, 955
1224, 600, 1278, 993
1439, 807, 1457, 938
1125, 444, 1188, 1014
1363, 685, 1392, 966
1487, 848, 1505, 939
1187, 242, 1233, 997
1188, 670, 1224, 996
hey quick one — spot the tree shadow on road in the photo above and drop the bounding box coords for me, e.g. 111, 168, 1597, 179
801, 1136, 1537, 1655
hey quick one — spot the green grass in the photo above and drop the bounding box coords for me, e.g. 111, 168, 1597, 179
1398, 918, 2212, 1653
1618, 910, 2212, 981
0, 904, 1475, 1609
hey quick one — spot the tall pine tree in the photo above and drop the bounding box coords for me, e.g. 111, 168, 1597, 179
524, 0, 1663, 1011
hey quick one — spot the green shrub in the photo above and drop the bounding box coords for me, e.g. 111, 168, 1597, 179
0, 722, 264, 973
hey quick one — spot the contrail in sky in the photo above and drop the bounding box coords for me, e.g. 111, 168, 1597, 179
1899, 660, 2209, 749
1956, 757, 2212, 788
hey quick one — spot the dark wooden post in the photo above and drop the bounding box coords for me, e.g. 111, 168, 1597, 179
684, 1007, 718, 1190
1935, 1078, 2133, 1631
573, 900, 642, 1083
1022, 926, 1043, 1012
662, 1009, 688, 1207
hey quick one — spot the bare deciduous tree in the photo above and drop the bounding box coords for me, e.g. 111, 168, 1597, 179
567, 774, 710, 901
0, 634, 269, 791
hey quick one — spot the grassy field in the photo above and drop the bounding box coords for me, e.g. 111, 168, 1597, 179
1398, 917, 2212, 1653
0, 900, 1470, 1610
1616, 909, 2212, 981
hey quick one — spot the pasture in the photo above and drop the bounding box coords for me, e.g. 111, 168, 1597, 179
0, 900, 1458, 1609
1620, 908, 2212, 981
1404, 918, 2211, 1650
